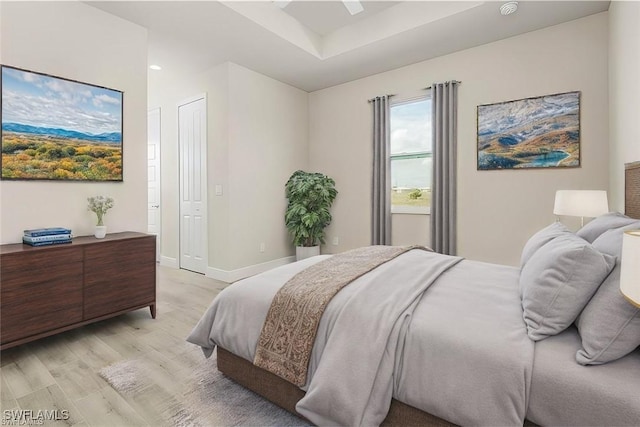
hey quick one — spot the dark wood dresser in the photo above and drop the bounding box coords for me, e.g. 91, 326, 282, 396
0, 232, 156, 350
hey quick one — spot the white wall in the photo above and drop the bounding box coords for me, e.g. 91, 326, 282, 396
149, 62, 308, 276
0, 2, 148, 244
148, 64, 230, 269
227, 63, 308, 270
309, 13, 609, 266
609, 1, 640, 212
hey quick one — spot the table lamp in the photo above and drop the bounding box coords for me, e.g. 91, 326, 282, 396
553, 190, 609, 227
620, 230, 640, 308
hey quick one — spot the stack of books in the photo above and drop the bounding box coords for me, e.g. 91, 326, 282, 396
23, 227, 73, 247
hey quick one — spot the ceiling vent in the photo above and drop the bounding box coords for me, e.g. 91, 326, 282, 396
500, 1, 519, 16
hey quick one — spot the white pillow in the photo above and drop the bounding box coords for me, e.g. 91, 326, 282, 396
576, 212, 638, 243
576, 222, 640, 364
520, 233, 616, 341
520, 222, 571, 267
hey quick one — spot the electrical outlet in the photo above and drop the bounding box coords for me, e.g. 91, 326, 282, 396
332, 236, 339, 246
259, 242, 265, 252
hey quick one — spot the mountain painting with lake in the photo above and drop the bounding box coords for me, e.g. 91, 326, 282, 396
477, 91, 580, 170
1, 66, 123, 181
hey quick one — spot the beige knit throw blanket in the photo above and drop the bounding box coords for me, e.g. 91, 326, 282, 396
253, 245, 430, 387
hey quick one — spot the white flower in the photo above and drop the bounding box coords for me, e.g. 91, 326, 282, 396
87, 196, 114, 226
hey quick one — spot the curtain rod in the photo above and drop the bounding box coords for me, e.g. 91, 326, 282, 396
367, 94, 396, 103
368, 80, 462, 102
424, 80, 462, 90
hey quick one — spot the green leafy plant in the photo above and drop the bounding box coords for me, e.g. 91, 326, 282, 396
87, 196, 114, 226
408, 188, 423, 200
285, 170, 338, 247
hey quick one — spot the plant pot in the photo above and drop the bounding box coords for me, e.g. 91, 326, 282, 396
94, 225, 107, 239
296, 245, 320, 261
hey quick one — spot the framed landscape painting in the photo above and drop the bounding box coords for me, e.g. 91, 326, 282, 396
477, 91, 580, 170
1, 65, 123, 181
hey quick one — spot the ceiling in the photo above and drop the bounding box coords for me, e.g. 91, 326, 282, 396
282, 1, 400, 36
88, 1, 610, 93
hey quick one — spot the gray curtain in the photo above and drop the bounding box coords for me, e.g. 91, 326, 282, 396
430, 81, 459, 255
371, 95, 391, 245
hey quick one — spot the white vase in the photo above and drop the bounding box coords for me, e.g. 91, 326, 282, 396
296, 245, 320, 261
94, 225, 107, 239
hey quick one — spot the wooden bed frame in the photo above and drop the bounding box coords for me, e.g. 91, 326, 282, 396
217, 162, 640, 426
217, 347, 454, 426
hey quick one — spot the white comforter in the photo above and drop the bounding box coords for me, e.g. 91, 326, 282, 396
187, 250, 534, 426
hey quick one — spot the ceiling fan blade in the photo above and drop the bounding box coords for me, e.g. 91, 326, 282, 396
343, 0, 364, 16
274, 0, 292, 9
274, 0, 364, 16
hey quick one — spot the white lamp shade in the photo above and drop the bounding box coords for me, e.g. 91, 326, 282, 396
553, 190, 609, 218
620, 230, 640, 307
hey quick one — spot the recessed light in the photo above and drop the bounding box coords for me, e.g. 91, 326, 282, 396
500, 1, 518, 16
149, 65, 162, 71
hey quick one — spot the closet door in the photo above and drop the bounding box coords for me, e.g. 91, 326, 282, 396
178, 95, 208, 274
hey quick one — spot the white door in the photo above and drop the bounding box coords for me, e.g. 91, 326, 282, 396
178, 96, 207, 274
148, 108, 161, 262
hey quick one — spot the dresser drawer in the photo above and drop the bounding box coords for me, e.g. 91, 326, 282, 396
84, 236, 156, 319
1, 261, 83, 344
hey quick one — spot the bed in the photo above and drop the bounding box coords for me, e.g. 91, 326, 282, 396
188, 163, 640, 426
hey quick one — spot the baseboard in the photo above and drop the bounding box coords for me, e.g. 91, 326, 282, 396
206, 256, 296, 283
160, 256, 179, 268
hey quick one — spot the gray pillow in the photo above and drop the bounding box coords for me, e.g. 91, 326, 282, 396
520, 233, 616, 341
576, 222, 640, 365
576, 212, 637, 243
520, 222, 571, 267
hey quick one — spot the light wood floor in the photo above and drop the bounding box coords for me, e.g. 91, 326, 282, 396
0, 266, 227, 426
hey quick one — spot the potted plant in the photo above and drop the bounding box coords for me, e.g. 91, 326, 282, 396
285, 170, 338, 260
88, 195, 114, 238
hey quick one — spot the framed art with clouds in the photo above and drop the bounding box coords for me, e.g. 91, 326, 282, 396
1, 65, 123, 181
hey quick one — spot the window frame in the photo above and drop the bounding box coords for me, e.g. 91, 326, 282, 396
389, 94, 432, 215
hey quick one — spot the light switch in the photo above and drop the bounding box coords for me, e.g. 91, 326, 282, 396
215, 185, 223, 196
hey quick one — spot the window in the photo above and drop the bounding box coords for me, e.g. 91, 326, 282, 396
390, 97, 431, 214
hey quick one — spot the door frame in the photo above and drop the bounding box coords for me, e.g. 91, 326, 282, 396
177, 93, 208, 273
147, 107, 162, 262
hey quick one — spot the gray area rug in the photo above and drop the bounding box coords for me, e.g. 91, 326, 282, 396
99, 348, 311, 427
